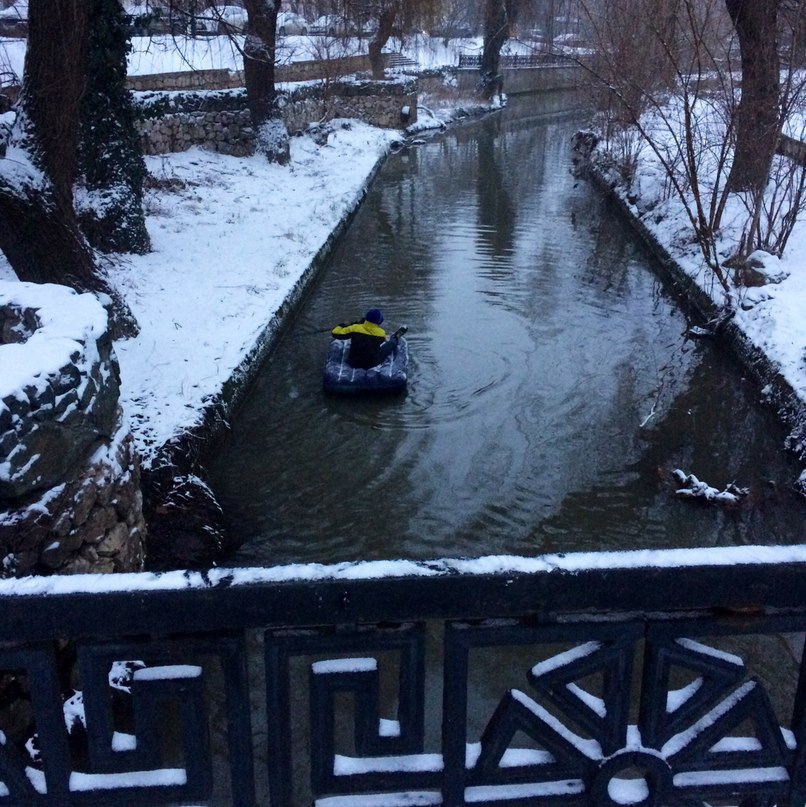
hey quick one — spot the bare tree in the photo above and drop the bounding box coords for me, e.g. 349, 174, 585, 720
242, 0, 290, 163
0, 0, 137, 337
367, 1, 401, 79
578, 0, 740, 294
360, 0, 440, 79
479, 0, 509, 99
751, 0, 806, 256
724, 0, 781, 194
578, 0, 805, 296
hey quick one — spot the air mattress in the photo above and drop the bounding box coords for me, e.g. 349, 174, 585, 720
322, 337, 409, 395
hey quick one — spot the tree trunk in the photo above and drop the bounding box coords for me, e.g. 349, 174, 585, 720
480, 0, 508, 99
725, 0, 781, 193
242, 0, 289, 164
78, 0, 151, 255
0, 0, 138, 339
368, 4, 399, 80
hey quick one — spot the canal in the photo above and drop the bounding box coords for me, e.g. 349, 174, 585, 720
207, 92, 806, 567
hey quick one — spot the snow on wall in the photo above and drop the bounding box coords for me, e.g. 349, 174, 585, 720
0, 281, 146, 575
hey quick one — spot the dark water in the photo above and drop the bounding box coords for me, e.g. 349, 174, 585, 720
207, 93, 806, 567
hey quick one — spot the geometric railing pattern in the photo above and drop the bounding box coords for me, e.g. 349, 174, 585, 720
0, 545, 805, 805
458, 53, 578, 69
268, 619, 803, 807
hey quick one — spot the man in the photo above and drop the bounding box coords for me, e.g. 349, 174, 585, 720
331, 308, 395, 369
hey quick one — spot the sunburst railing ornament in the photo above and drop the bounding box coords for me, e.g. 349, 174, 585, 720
0, 547, 804, 805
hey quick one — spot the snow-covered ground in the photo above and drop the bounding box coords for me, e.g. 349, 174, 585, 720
590, 102, 806, 480
0, 31, 515, 84
0, 33, 804, 482
1, 37, 805, 801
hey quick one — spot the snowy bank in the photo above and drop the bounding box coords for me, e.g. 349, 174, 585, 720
111, 120, 399, 466
583, 148, 806, 489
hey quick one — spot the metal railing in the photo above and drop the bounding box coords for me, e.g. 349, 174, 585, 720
458, 53, 578, 69
1, 545, 806, 805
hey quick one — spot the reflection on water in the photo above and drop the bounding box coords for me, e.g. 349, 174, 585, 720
207, 93, 806, 567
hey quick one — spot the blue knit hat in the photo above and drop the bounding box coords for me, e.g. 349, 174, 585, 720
365, 308, 384, 325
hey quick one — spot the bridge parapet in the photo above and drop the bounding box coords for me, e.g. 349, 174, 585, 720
456, 53, 589, 96
0, 545, 805, 805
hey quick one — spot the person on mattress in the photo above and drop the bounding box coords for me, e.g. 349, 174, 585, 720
330, 308, 397, 369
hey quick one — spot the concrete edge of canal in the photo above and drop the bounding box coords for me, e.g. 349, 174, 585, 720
142, 109, 806, 569
140, 145, 395, 567
588, 165, 806, 492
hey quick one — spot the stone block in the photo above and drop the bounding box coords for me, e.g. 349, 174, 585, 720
96, 522, 130, 558
72, 479, 99, 526
62, 555, 99, 574
82, 506, 118, 544
39, 539, 69, 569
52, 362, 82, 395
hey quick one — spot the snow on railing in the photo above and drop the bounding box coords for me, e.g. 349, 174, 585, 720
1, 546, 806, 805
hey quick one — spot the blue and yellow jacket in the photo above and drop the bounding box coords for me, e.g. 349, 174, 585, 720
331, 320, 387, 369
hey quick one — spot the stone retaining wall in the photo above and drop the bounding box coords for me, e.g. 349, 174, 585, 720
138, 106, 254, 156
127, 68, 244, 92
134, 78, 417, 156
125, 55, 377, 93
0, 283, 146, 576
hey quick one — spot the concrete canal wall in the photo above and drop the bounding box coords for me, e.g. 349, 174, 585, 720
455, 63, 587, 96
587, 161, 806, 488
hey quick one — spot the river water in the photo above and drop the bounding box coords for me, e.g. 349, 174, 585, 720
207, 92, 806, 567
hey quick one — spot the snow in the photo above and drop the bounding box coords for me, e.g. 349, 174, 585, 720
661, 680, 757, 758
531, 641, 601, 676
0, 281, 107, 401
379, 719, 401, 737
510, 689, 602, 759
132, 664, 202, 680
465, 781, 584, 801
0, 543, 804, 597
0, 34, 804, 576
667, 679, 703, 713
316, 793, 441, 806
0, 544, 805, 596
675, 638, 744, 668
333, 753, 443, 775
311, 657, 377, 674
16, 764, 188, 796
673, 767, 789, 787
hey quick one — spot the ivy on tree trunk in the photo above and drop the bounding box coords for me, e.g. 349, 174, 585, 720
78, 0, 151, 255
0, 0, 138, 339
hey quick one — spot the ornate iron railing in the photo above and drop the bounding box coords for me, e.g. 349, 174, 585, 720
1, 545, 806, 805
458, 53, 578, 69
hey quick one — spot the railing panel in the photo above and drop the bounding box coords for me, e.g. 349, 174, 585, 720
458, 53, 578, 69
0, 548, 805, 805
